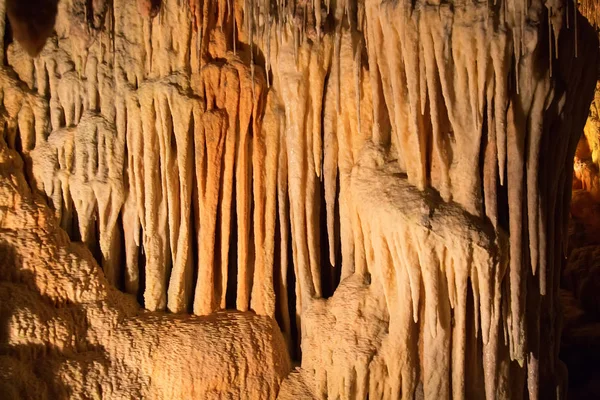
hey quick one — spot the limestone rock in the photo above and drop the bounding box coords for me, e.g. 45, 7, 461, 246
6, 0, 59, 57
0, 142, 291, 399
0, 0, 597, 399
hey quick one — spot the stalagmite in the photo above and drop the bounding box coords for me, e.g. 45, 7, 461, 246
0, 0, 598, 399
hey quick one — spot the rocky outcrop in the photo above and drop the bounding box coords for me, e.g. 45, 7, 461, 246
0, 0, 598, 399
0, 140, 291, 399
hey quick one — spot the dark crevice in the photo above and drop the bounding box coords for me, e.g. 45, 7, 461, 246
273, 198, 285, 324
213, 193, 224, 308
188, 113, 199, 314
91, 206, 103, 266
115, 210, 126, 291
246, 122, 256, 309
332, 172, 343, 290
136, 228, 147, 308
318, 65, 342, 299
85, 0, 94, 25
287, 207, 300, 362
168, 104, 177, 152
479, 98, 489, 221
2, 16, 13, 65
225, 173, 239, 310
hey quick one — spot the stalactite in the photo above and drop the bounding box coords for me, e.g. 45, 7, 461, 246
215, 64, 240, 310
0, 0, 598, 399
163, 93, 195, 313
193, 109, 227, 314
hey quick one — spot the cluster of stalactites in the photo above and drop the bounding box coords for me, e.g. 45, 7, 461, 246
183, 0, 367, 89
1, 0, 586, 64
1, 0, 596, 385
365, 0, 596, 372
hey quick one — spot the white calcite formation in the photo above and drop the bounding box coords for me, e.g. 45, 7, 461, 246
0, 0, 598, 399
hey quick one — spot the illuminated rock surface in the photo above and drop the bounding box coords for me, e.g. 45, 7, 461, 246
0, 0, 598, 399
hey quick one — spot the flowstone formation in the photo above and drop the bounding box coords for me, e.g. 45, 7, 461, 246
0, 0, 598, 399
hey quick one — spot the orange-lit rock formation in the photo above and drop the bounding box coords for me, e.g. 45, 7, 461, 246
0, 0, 598, 399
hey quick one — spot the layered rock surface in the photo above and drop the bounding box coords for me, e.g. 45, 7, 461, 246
0, 140, 290, 399
0, 0, 598, 399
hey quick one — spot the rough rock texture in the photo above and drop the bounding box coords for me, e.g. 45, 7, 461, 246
0, 140, 291, 398
574, 83, 600, 201
579, 0, 600, 28
0, 0, 598, 399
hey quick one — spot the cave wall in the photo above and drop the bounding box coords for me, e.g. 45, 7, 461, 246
0, 0, 598, 399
